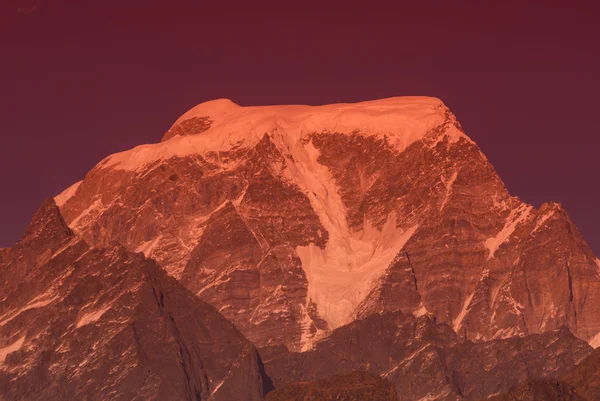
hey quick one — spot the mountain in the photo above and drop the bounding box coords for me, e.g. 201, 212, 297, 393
0, 199, 266, 400
3, 96, 600, 400
53, 97, 600, 352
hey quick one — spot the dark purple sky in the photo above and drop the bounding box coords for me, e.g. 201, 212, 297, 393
1, 1, 599, 254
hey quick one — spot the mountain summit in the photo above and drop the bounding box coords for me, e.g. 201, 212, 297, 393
51, 97, 600, 354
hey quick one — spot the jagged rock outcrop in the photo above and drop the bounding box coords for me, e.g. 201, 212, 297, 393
0, 200, 266, 401
264, 371, 398, 401
53, 97, 600, 352
162, 116, 213, 142
260, 311, 592, 401
0, 198, 73, 285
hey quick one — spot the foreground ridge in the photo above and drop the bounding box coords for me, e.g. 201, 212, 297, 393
0, 200, 266, 400
260, 311, 591, 401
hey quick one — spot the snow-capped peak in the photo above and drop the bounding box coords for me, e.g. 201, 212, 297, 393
98, 96, 467, 172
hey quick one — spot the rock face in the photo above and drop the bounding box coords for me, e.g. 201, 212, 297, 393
484, 380, 586, 401
264, 371, 398, 401
51, 97, 600, 352
482, 347, 600, 401
161, 116, 213, 142
0, 200, 266, 401
260, 311, 592, 401
562, 348, 600, 401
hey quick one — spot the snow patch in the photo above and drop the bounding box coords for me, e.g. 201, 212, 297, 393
0, 293, 59, 326
76, 305, 111, 328
0, 335, 25, 364
453, 291, 475, 332
506, 296, 525, 314
532, 209, 556, 234
539, 303, 558, 332
173, 98, 239, 126
485, 204, 533, 259
209, 379, 225, 397
55, 181, 82, 207
383, 344, 433, 378
285, 135, 419, 328
51, 237, 79, 258
298, 303, 316, 352
417, 390, 451, 401
590, 332, 600, 348
492, 327, 522, 340
439, 170, 458, 212
23, 296, 58, 311
135, 235, 162, 257
413, 304, 429, 318
70, 198, 103, 228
